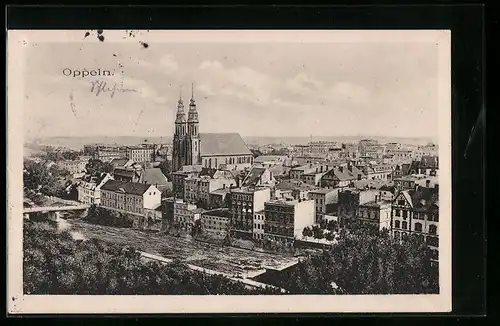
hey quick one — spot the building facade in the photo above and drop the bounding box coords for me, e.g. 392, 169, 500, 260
308, 188, 340, 223
100, 180, 161, 216
228, 187, 271, 240
263, 199, 315, 244
253, 210, 265, 240
391, 185, 439, 264
77, 173, 113, 205
202, 208, 230, 234
126, 145, 156, 163
94, 146, 128, 162
357, 196, 392, 231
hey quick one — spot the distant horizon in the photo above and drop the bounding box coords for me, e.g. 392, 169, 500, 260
24, 35, 440, 141
27, 134, 437, 141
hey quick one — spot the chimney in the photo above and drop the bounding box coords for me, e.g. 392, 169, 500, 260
426, 180, 431, 188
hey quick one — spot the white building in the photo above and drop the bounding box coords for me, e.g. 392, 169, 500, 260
77, 173, 114, 205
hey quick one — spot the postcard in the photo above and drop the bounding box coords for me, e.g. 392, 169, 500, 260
7, 30, 451, 314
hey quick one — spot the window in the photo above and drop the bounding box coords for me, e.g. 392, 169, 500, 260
398, 199, 405, 206
395, 220, 400, 228
395, 209, 401, 217
414, 222, 423, 232
429, 224, 437, 235
427, 236, 439, 247
402, 221, 407, 230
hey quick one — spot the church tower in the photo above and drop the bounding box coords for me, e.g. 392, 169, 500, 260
186, 83, 201, 166
172, 92, 187, 172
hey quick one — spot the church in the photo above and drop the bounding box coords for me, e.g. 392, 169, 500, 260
171, 87, 254, 172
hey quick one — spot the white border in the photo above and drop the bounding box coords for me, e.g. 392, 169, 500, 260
7, 30, 452, 314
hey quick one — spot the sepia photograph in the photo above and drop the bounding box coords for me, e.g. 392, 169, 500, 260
8, 30, 451, 314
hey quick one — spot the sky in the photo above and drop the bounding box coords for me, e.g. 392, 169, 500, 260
22, 32, 441, 141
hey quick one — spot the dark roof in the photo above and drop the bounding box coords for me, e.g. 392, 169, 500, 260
401, 163, 411, 175
110, 158, 129, 167
210, 188, 231, 196
269, 165, 285, 176
276, 180, 318, 191
241, 167, 267, 187
407, 186, 439, 210
199, 167, 218, 178
113, 168, 137, 177
143, 168, 169, 185
101, 180, 153, 195
420, 155, 439, 169
323, 167, 356, 181
202, 208, 231, 218
200, 133, 252, 156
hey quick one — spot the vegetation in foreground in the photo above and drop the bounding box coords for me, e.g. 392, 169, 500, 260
269, 221, 439, 294
23, 220, 280, 295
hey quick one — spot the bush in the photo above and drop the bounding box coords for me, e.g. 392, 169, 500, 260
23, 220, 280, 295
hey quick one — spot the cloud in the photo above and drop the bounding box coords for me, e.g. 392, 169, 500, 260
199, 60, 223, 70
159, 54, 179, 74
285, 73, 324, 95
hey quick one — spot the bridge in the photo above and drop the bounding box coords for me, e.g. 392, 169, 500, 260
23, 204, 91, 221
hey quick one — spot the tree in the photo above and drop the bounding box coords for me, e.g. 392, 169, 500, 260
24, 159, 54, 193
312, 225, 324, 239
85, 159, 113, 177
250, 149, 263, 158
158, 159, 172, 181
302, 227, 313, 238
23, 220, 278, 295
23, 159, 68, 197
324, 232, 335, 241
271, 225, 439, 295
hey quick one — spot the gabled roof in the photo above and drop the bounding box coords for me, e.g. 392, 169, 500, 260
408, 186, 439, 210
143, 168, 169, 186
269, 165, 285, 176
101, 180, 153, 196
199, 167, 218, 178
110, 158, 129, 167
199, 133, 252, 156
241, 167, 267, 187
398, 191, 414, 208
275, 180, 318, 192
254, 155, 287, 163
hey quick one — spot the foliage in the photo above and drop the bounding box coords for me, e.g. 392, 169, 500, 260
85, 159, 114, 177
191, 219, 202, 237
266, 148, 289, 156
250, 149, 263, 158
23, 159, 69, 197
23, 220, 279, 295
40, 147, 81, 161
158, 159, 172, 181
273, 224, 439, 295
302, 227, 313, 238
84, 205, 134, 228
311, 225, 325, 239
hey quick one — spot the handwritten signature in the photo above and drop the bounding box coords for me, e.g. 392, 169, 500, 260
89, 79, 138, 98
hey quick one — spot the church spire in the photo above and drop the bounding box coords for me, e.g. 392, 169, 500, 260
189, 82, 196, 106
175, 86, 186, 124
188, 81, 198, 123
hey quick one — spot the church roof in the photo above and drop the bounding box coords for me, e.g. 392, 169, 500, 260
200, 133, 252, 157
143, 168, 169, 186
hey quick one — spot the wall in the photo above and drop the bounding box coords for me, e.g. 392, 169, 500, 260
293, 200, 315, 237
252, 188, 271, 212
